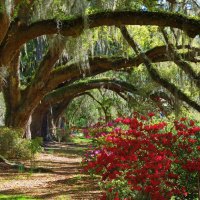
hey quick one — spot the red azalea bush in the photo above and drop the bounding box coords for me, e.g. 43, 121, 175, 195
82, 113, 200, 200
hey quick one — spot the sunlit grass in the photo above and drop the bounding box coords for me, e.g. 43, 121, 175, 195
71, 135, 92, 144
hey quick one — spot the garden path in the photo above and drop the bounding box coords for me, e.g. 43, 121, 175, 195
0, 142, 102, 200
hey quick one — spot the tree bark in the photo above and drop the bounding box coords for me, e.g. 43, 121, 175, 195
3, 52, 22, 127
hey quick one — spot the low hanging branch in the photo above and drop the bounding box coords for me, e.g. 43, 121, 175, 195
32, 77, 139, 125
119, 26, 200, 112
44, 78, 138, 106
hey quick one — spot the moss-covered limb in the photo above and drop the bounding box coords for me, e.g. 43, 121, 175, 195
120, 25, 200, 112
33, 78, 137, 126
174, 59, 200, 85
1, 10, 198, 65
145, 61, 200, 112
15, 10, 200, 48
161, 29, 200, 88
44, 78, 138, 105
1, 8, 200, 71
47, 46, 200, 93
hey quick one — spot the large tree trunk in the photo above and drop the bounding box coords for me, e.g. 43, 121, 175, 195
3, 44, 63, 136
3, 52, 26, 131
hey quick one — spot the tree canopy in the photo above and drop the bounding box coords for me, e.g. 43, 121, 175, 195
0, 0, 200, 137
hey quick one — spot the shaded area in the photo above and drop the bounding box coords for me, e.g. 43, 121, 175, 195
0, 142, 102, 200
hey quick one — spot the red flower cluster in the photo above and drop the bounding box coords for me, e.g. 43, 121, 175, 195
83, 113, 200, 200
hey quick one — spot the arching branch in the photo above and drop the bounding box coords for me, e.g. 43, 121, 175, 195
46, 45, 200, 93
44, 78, 138, 106
19, 11, 200, 44
13, 42, 200, 128
1, 10, 200, 67
22, 41, 65, 111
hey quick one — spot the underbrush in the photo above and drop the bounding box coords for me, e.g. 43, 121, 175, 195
0, 127, 42, 160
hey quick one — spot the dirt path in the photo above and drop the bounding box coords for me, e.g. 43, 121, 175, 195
0, 143, 102, 200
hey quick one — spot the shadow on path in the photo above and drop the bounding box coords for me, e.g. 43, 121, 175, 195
0, 142, 102, 200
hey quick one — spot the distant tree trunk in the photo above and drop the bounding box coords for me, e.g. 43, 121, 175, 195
30, 105, 55, 141
25, 116, 32, 139
31, 107, 47, 139
31, 99, 71, 141
41, 112, 53, 141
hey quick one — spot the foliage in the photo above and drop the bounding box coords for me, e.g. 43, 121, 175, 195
28, 137, 43, 158
0, 127, 42, 160
83, 113, 200, 200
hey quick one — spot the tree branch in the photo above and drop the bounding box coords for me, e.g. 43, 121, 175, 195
119, 25, 200, 112
4, 10, 200, 53
1, 10, 200, 67
21, 11, 200, 43
160, 28, 200, 88
46, 45, 200, 92
44, 78, 138, 105
21, 42, 65, 113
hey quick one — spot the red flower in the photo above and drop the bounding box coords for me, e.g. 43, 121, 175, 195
148, 112, 155, 117
141, 115, 147, 120
83, 113, 200, 200
189, 120, 195, 126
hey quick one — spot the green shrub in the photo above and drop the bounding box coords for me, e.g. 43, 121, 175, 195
0, 127, 42, 160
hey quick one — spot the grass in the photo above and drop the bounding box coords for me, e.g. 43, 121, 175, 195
0, 195, 38, 200
71, 135, 92, 144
